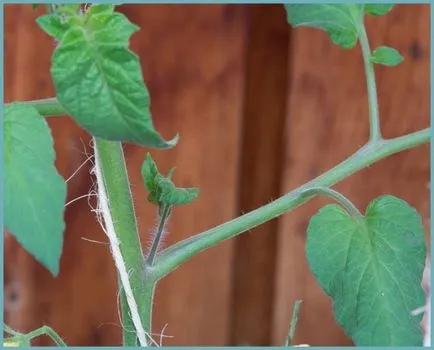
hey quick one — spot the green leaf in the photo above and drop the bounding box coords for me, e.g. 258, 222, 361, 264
284, 4, 364, 49
364, 4, 395, 16
306, 195, 426, 346
157, 177, 199, 206
4, 103, 67, 276
45, 8, 178, 148
141, 153, 162, 205
371, 46, 404, 67
141, 153, 199, 207
36, 14, 70, 41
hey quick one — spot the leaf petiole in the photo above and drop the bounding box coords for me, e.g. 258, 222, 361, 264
359, 23, 381, 141
5, 98, 66, 117
147, 204, 172, 266
300, 187, 363, 221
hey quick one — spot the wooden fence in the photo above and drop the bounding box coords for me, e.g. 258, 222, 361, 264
4, 4, 430, 346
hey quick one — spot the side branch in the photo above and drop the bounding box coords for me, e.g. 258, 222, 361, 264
154, 130, 430, 280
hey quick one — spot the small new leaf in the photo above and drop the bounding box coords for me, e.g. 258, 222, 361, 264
371, 46, 404, 66
364, 4, 395, 16
141, 153, 199, 207
284, 4, 363, 49
4, 104, 67, 276
157, 177, 199, 206
306, 195, 426, 346
141, 153, 162, 205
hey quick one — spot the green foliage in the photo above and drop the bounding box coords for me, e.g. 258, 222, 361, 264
4, 104, 66, 276
36, 15, 69, 40
284, 4, 364, 48
36, 4, 178, 148
141, 153, 199, 208
306, 195, 426, 346
364, 4, 395, 16
284, 4, 396, 49
371, 46, 404, 66
157, 177, 199, 206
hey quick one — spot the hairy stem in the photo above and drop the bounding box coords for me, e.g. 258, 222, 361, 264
147, 205, 171, 266
118, 276, 138, 346
93, 138, 153, 346
359, 23, 381, 141
154, 130, 430, 280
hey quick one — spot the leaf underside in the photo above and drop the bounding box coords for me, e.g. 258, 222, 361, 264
4, 103, 67, 276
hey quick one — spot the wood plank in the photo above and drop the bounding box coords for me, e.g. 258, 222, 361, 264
272, 4, 430, 346
229, 4, 289, 346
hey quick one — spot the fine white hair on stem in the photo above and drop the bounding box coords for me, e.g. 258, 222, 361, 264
80, 237, 108, 245
65, 153, 95, 183
159, 324, 172, 347
65, 193, 97, 208
92, 143, 150, 347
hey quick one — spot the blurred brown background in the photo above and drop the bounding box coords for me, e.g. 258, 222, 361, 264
4, 4, 430, 347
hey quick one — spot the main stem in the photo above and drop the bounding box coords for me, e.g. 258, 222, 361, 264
93, 138, 155, 346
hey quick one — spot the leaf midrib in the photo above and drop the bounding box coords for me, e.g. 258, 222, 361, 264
78, 21, 145, 142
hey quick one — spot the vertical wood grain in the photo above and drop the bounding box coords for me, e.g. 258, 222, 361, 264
230, 5, 289, 346
272, 4, 430, 346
